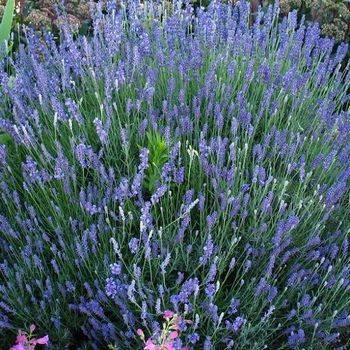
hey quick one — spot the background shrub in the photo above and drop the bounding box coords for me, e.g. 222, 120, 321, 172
271, 0, 350, 42
1, 0, 349, 42
0, 0, 99, 32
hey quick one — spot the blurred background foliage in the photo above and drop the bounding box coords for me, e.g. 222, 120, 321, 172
239, 0, 350, 42
276, 0, 349, 42
0, 0, 96, 32
0, 0, 349, 41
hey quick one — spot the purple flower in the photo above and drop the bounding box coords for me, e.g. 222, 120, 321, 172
287, 309, 297, 320
206, 212, 218, 231
22, 156, 51, 184
261, 191, 274, 214
128, 238, 139, 254
0, 145, 7, 167
226, 316, 245, 333
110, 263, 122, 275
199, 234, 214, 265
332, 315, 350, 328
170, 278, 199, 307
138, 148, 149, 171
205, 283, 216, 298
160, 252, 171, 275
273, 215, 299, 247
150, 185, 168, 205
203, 337, 212, 350
207, 259, 218, 282
94, 118, 108, 144
326, 181, 347, 207
54, 152, 69, 180
187, 333, 200, 344
288, 328, 306, 348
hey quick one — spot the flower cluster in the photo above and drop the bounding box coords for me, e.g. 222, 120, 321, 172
136, 310, 191, 350
10, 325, 49, 350
0, 0, 349, 349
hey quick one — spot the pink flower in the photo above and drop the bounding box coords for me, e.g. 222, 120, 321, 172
163, 310, 174, 319
144, 339, 159, 350
139, 312, 193, 350
170, 323, 179, 331
31, 335, 49, 345
137, 328, 145, 341
10, 345, 26, 350
15, 333, 27, 344
169, 331, 178, 340
11, 325, 49, 350
163, 341, 176, 350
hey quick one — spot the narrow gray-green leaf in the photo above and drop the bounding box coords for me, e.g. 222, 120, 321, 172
0, 0, 15, 45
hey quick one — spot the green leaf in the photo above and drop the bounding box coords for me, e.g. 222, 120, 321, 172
0, 133, 12, 145
0, 0, 15, 45
143, 131, 169, 193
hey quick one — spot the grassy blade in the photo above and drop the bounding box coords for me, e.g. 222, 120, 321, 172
0, 0, 15, 44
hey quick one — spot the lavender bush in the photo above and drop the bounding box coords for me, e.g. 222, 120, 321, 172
0, 1, 350, 348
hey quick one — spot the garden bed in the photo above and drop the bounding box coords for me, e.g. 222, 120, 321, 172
0, 1, 350, 349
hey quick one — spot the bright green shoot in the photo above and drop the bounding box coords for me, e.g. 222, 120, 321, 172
0, 0, 15, 51
144, 131, 169, 193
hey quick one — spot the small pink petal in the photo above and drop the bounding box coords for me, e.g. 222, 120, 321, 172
163, 310, 174, 319
169, 331, 178, 340
10, 345, 26, 350
15, 334, 27, 344
169, 323, 179, 331
144, 339, 159, 350
29, 324, 36, 333
34, 335, 49, 345
137, 329, 144, 337
163, 341, 175, 350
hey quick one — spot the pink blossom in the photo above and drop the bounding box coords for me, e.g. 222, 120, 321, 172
163, 310, 174, 319
138, 312, 193, 350
10, 325, 49, 350
144, 339, 159, 350
170, 323, 179, 331
32, 335, 49, 345
10, 345, 26, 350
163, 341, 175, 350
169, 331, 178, 340
15, 333, 27, 344
137, 328, 145, 341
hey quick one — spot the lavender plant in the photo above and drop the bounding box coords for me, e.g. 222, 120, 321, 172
0, 1, 349, 349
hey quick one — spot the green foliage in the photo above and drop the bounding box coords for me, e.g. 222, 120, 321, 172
0, 0, 15, 47
0, 132, 12, 144
144, 131, 169, 193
